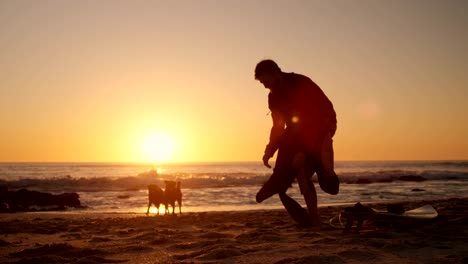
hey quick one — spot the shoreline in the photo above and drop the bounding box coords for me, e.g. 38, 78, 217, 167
0, 196, 466, 219
1, 198, 467, 263
3, 194, 468, 216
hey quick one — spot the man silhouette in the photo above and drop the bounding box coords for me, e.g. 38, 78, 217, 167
254, 59, 339, 227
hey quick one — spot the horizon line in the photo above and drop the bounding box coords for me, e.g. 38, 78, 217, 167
0, 159, 467, 164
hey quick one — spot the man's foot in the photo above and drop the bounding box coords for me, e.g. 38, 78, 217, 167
256, 191, 267, 203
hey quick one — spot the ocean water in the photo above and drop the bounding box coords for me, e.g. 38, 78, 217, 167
1, 161, 467, 214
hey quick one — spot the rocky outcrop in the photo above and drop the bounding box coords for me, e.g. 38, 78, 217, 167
0, 187, 81, 212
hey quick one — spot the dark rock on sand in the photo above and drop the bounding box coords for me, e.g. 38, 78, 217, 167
0, 187, 81, 213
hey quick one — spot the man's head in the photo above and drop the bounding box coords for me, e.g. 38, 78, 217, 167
255, 59, 282, 90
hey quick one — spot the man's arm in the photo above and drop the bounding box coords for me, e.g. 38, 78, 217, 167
263, 110, 285, 168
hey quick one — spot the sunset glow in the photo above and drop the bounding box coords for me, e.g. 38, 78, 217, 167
140, 132, 176, 163
0, 1, 466, 162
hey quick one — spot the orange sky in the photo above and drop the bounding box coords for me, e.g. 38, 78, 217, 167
1, 0, 467, 162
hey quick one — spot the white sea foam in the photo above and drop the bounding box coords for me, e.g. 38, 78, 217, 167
1, 161, 467, 213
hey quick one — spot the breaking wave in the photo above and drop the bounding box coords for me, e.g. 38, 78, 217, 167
1, 169, 467, 193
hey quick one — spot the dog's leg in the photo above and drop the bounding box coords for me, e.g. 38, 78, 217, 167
357, 217, 364, 232
146, 202, 152, 216
178, 198, 182, 214
344, 214, 354, 232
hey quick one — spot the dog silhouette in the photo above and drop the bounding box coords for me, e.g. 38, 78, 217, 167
146, 184, 164, 215
164, 180, 182, 215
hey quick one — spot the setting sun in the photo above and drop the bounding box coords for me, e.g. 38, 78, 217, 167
141, 132, 176, 163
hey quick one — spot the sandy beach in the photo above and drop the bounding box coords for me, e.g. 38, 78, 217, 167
1, 198, 467, 264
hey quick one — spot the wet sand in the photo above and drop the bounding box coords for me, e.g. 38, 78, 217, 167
1, 198, 467, 263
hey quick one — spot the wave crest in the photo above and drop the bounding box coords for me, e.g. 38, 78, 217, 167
0, 169, 467, 193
